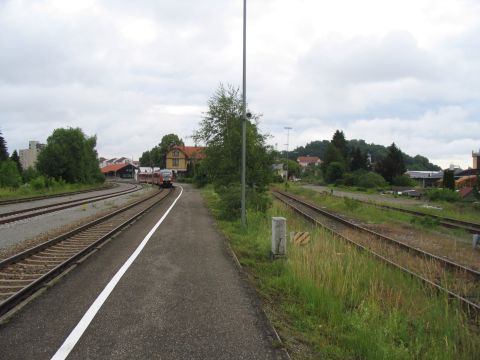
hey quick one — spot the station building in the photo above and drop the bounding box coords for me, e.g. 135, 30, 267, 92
100, 163, 137, 179
165, 146, 205, 174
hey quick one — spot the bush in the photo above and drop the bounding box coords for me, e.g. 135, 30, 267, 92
0, 160, 22, 189
30, 176, 46, 191
357, 172, 388, 189
393, 174, 415, 187
424, 189, 461, 202
216, 183, 272, 220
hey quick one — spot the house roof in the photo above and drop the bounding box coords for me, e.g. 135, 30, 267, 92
101, 163, 133, 173
297, 156, 320, 164
406, 170, 443, 179
98, 157, 106, 162
172, 146, 206, 159
456, 168, 480, 177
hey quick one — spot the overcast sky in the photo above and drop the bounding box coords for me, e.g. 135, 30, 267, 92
1, 0, 479, 168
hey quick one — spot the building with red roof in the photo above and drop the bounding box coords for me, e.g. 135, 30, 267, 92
297, 156, 322, 168
166, 146, 205, 173
101, 163, 137, 179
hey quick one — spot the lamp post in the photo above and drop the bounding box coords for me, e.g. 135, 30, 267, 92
241, 0, 247, 226
284, 127, 292, 184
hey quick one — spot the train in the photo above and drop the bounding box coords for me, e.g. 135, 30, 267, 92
137, 169, 175, 188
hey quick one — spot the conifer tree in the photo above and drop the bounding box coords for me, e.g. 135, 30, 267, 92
376, 143, 406, 183
10, 150, 22, 174
0, 130, 8, 161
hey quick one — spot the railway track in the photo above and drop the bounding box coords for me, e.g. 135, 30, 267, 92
0, 183, 116, 206
273, 190, 480, 314
0, 183, 143, 225
325, 191, 480, 234
0, 187, 174, 318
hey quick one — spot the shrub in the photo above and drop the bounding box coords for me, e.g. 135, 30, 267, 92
30, 176, 46, 191
357, 172, 388, 189
393, 174, 415, 187
0, 160, 22, 189
424, 189, 461, 202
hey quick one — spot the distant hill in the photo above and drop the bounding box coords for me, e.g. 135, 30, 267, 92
290, 139, 441, 171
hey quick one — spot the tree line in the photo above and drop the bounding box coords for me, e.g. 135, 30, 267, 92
0, 128, 103, 191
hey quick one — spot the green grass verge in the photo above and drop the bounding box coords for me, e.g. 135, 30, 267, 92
202, 186, 480, 359
278, 184, 476, 238
300, 183, 480, 224
0, 183, 109, 201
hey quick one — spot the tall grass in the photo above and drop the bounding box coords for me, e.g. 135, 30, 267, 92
203, 187, 480, 359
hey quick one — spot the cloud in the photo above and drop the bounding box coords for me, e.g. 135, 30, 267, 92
0, 0, 479, 169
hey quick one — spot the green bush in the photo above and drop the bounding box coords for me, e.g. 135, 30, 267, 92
0, 160, 22, 189
357, 172, 388, 189
425, 189, 461, 202
30, 176, 46, 190
393, 174, 415, 187
216, 183, 272, 220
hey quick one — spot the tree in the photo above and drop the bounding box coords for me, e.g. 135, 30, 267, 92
321, 143, 344, 175
376, 143, 406, 183
0, 160, 21, 189
350, 147, 368, 171
193, 85, 273, 190
139, 134, 184, 168
443, 169, 455, 190
331, 130, 349, 162
36, 127, 103, 183
0, 130, 8, 161
10, 150, 22, 174
325, 162, 345, 183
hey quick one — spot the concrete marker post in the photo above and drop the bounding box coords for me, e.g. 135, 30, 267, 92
271, 217, 287, 259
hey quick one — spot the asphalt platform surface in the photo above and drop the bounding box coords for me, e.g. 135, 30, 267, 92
0, 184, 285, 359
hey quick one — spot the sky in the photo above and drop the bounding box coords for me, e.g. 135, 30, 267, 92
1, 0, 479, 169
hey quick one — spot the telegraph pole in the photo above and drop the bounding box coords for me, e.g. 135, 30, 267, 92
241, 0, 247, 226
284, 127, 292, 184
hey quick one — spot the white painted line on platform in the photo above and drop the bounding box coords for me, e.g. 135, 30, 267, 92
51, 187, 184, 360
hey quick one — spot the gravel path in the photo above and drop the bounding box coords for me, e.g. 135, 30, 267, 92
0, 184, 157, 254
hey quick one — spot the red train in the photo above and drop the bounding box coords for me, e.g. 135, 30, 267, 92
138, 169, 175, 188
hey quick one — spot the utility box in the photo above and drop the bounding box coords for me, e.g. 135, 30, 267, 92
473, 234, 480, 249
272, 217, 287, 258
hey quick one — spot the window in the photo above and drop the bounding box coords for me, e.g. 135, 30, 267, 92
173, 150, 179, 157
173, 158, 179, 166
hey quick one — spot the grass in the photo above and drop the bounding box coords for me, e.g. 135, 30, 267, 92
299, 183, 480, 224
0, 183, 109, 201
276, 184, 477, 236
202, 186, 480, 359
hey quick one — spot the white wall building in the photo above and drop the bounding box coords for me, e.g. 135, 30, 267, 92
19, 140, 45, 169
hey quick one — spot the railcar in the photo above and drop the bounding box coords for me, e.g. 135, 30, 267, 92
138, 169, 175, 188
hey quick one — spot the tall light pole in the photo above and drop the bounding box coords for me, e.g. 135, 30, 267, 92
284, 127, 292, 184
241, 0, 247, 226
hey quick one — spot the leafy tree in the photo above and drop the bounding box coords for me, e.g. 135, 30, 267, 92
443, 169, 455, 190
0, 130, 8, 161
376, 143, 406, 183
0, 160, 22, 189
193, 84, 273, 192
282, 159, 301, 179
139, 134, 184, 168
36, 127, 103, 183
325, 162, 345, 183
10, 150, 22, 174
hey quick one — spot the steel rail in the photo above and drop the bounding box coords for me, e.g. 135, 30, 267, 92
273, 191, 480, 314
275, 190, 480, 279
0, 183, 116, 206
0, 184, 142, 225
0, 188, 174, 317
324, 191, 480, 234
